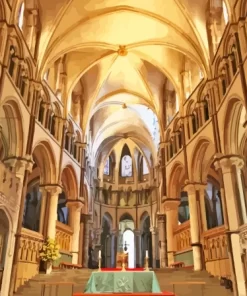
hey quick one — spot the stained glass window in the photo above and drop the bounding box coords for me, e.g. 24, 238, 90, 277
18, 3, 25, 30
143, 157, 149, 175
103, 157, 110, 175
121, 155, 132, 177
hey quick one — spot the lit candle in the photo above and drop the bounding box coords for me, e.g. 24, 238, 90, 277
99, 250, 101, 258
146, 250, 148, 258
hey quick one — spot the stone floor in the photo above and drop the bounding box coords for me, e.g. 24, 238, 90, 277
15, 268, 233, 296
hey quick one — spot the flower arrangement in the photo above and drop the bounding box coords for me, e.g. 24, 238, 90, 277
39, 237, 61, 262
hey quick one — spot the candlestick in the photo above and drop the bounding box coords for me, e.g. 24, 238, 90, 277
145, 256, 149, 271
98, 256, 102, 272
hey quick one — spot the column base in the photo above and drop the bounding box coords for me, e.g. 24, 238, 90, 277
71, 252, 79, 265
168, 252, 174, 266
192, 246, 202, 271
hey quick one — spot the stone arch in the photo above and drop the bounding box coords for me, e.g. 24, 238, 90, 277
102, 211, 113, 229
119, 212, 134, 222
0, 0, 6, 20
239, 0, 247, 17
168, 161, 186, 198
189, 137, 215, 183
0, 98, 24, 157
53, 101, 62, 117
140, 211, 149, 230
61, 165, 78, 199
223, 97, 245, 154
32, 140, 57, 184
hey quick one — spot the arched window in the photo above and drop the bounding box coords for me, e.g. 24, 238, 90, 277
143, 157, 149, 175
205, 181, 224, 229
104, 157, 110, 175
178, 192, 190, 223
57, 192, 69, 225
121, 155, 132, 177
223, 1, 229, 25
18, 2, 25, 30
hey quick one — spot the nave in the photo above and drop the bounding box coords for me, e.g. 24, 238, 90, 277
1, 0, 247, 296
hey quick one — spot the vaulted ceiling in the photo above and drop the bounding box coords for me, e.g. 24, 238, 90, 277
37, 0, 217, 166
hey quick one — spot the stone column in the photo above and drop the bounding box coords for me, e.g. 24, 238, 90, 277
134, 229, 141, 268
45, 185, 62, 239
78, 214, 85, 265
157, 213, 167, 267
83, 214, 91, 267
214, 156, 246, 296
184, 184, 202, 271
164, 199, 180, 265
67, 201, 84, 264
2, 157, 32, 296
150, 227, 158, 268
197, 185, 208, 232
110, 229, 118, 267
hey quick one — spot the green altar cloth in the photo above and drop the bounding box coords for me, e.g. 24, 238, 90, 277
84, 271, 161, 293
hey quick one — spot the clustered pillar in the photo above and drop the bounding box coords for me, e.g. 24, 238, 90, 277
164, 199, 180, 265
67, 201, 83, 264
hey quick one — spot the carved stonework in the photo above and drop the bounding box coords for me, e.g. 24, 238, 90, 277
240, 226, 247, 250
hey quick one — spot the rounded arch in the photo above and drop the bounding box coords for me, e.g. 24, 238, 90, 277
61, 165, 78, 199
223, 97, 244, 154
189, 137, 214, 183
0, 98, 24, 157
168, 161, 186, 198
32, 140, 57, 184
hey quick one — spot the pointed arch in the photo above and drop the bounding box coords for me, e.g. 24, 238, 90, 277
0, 99, 24, 157
32, 140, 57, 184
102, 211, 113, 229
168, 161, 186, 198
223, 97, 245, 155
189, 137, 215, 183
120, 144, 132, 177
61, 165, 78, 199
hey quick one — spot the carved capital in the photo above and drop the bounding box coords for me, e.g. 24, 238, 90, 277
41, 185, 62, 196
157, 213, 166, 223
4, 155, 33, 177
214, 154, 244, 174
66, 200, 83, 211
163, 198, 180, 211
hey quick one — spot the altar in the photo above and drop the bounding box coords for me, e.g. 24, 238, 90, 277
84, 271, 161, 293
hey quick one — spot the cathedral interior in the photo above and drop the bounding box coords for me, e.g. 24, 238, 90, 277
1, 0, 247, 295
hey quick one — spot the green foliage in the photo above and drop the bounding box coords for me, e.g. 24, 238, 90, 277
39, 237, 61, 262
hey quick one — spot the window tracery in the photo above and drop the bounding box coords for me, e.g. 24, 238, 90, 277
104, 157, 110, 175
121, 155, 132, 177
18, 2, 25, 30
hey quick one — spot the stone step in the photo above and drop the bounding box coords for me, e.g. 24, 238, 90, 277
16, 269, 233, 296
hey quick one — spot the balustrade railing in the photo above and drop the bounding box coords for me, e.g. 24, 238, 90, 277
174, 221, 191, 252
203, 226, 230, 279
55, 221, 73, 252
16, 228, 43, 291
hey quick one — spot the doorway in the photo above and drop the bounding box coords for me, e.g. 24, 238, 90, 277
123, 230, 135, 268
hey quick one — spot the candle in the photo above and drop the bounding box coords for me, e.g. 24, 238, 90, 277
146, 250, 148, 258
99, 250, 101, 258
